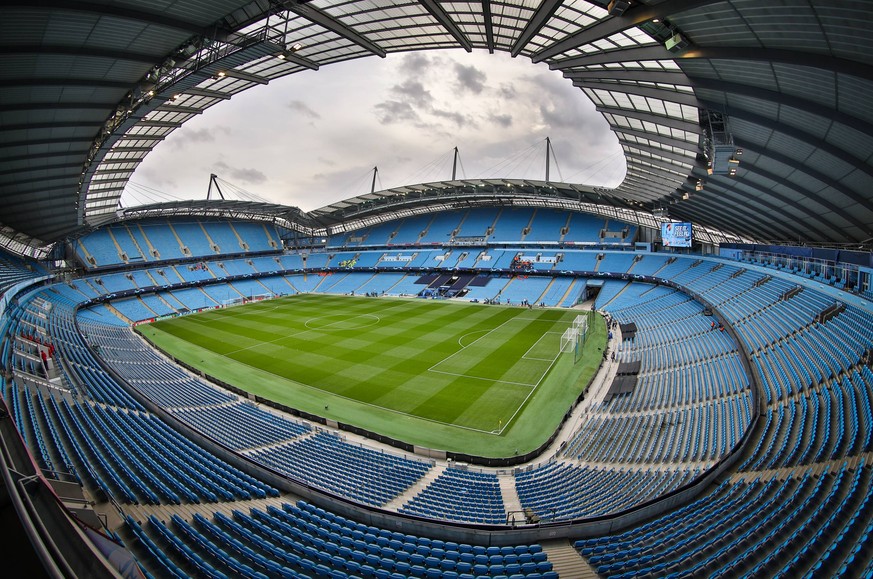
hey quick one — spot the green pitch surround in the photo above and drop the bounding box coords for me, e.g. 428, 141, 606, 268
138, 294, 606, 457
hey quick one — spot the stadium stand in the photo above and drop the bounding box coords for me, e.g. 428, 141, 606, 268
3, 198, 873, 577
564, 213, 608, 244
419, 211, 464, 245
524, 209, 573, 243
73, 219, 284, 269
399, 468, 507, 524
333, 207, 634, 250
5, 2, 873, 576
248, 432, 432, 507
0, 252, 45, 297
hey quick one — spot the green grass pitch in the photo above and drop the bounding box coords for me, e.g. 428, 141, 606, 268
137, 293, 606, 457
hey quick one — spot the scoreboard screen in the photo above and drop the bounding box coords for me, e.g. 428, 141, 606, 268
661, 222, 692, 248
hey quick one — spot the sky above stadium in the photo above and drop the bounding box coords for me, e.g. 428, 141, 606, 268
127, 50, 626, 211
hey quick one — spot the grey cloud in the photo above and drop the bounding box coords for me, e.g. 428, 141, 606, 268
213, 161, 267, 185
392, 80, 433, 107
374, 100, 420, 124
232, 168, 268, 185
168, 126, 230, 149
498, 83, 517, 99
287, 100, 321, 119
398, 53, 432, 75
454, 63, 487, 94
431, 108, 475, 129
489, 113, 513, 128
311, 164, 384, 198
530, 73, 600, 134
128, 50, 625, 210
136, 166, 176, 189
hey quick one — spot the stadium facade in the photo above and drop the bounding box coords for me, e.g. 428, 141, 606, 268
1, 1, 873, 578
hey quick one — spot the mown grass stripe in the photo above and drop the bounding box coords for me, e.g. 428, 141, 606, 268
142, 294, 605, 457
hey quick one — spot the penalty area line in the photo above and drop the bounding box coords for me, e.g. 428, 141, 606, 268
494, 331, 568, 436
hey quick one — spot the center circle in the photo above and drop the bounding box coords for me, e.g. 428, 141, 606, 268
304, 313, 381, 331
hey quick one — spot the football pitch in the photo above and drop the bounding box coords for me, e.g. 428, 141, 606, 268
137, 293, 606, 457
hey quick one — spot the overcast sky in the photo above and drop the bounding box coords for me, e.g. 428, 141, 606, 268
127, 50, 626, 211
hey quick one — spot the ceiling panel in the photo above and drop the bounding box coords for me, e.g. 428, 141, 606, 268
0, 0, 871, 248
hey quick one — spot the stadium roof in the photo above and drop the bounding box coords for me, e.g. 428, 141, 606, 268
2, 0, 872, 251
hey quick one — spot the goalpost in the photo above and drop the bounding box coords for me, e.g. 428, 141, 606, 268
560, 327, 579, 353
222, 296, 246, 309
221, 293, 274, 309
561, 313, 591, 363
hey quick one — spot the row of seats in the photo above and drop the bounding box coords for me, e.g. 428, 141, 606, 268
515, 462, 698, 521
574, 251, 873, 576
172, 402, 311, 451
68, 248, 675, 314
739, 368, 873, 471
604, 354, 749, 413
76, 220, 281, 269
4, 238, 873, 577
578, 463, 871, 578
128, 499, 555, 579
0, 251, 44, 298
328, 207, 633, 248
736, 253, 856, 290
29, 387, 276, 506
565, 395, 750, 464
399, 469, 507, 525
248, 432, 432, 507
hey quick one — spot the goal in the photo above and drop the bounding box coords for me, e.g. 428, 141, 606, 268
221, 293, 274, 309
222, 296, 246, 308
560, 327, 579, 353
561, 313, 592, 363
248, 293, 273, 303
572, 313, 589, 337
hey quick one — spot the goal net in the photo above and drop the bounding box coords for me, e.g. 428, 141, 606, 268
572, 314, 588, 336
222, 296, 246, 308
561, 313, 592, 363
222, 293, 274, 308
560, 327, 579, 353
248, 293, 273, 303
